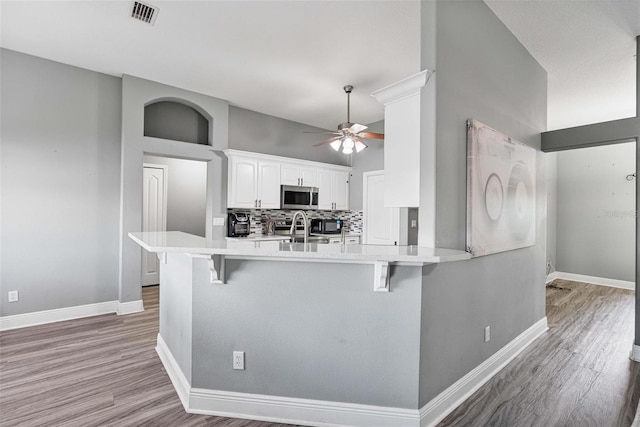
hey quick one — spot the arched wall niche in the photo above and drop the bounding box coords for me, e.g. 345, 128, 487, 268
144, 97, 213, 145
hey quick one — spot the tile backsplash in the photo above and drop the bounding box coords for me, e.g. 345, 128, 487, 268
228, 209, 363, 235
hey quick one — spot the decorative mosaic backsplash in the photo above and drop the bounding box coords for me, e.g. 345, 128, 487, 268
228, 209, 363, 235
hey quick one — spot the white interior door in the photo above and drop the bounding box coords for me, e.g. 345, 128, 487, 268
142, 164, 167, 286
363, 170, 400, 245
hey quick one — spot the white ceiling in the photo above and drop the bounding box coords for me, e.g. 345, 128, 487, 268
485, 0, 640, 130
1, 1, 638, 132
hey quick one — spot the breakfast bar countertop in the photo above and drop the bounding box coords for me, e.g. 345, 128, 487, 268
129, 231, 471, 264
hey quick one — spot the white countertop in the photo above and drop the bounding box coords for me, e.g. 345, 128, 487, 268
225, 234, 291, 242
310, 232, 361, 238
129, 231, 470, 264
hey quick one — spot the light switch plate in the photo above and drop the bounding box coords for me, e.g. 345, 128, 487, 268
213, 217, 225, 226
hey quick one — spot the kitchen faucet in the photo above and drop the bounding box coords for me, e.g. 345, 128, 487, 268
290, 210, 308, 244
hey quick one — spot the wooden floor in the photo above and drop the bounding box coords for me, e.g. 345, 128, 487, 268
440, 280, 640, 427
0, 281, 638, 427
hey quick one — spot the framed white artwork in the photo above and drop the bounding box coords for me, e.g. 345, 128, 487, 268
466, 119, 536, 256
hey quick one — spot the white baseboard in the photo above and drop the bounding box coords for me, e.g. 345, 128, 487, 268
631, 343, 640, 363
548, 272, 635, 291
0, 299, 144, 331
545, 271, 559, 284
117, 299, 144, 315
419, 317, 549, 427
156, 334, 190, 409
155, 318, 548, 427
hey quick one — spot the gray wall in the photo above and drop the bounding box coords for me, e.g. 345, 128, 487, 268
0, 48, 122, 315
143, 155, 208, 237
556, 142, 636, 281
418, 1, 548, 405
229, 105, 349, 166
192, 259, 423, 408
119, 75, 229, 304
546, 152, 558, 273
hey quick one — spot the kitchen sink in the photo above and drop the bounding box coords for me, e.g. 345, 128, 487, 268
289, 235, 329, 243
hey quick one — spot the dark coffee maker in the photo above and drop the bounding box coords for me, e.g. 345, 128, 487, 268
227, 212, 250, 237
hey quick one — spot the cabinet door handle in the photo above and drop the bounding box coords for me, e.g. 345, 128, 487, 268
259, 200, 262, 208
255, 200, 258, 208
301, 178, 303, 186
297, 178, 300, 186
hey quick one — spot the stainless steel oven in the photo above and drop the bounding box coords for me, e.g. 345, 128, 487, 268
280, 185, 319, 210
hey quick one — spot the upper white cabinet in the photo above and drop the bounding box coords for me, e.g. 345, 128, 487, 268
225, 150, 350, 210
227, 154, 281, 209
317, 168, 350, 211
281, 163, 316, 187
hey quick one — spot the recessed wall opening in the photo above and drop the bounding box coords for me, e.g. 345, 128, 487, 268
144, 100, 210, 145
141, 154, 208, 286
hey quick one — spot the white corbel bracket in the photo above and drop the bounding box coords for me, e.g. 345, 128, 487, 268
373, 261, 390, 292
208, 254, 225, 284
156, 252, 167, 264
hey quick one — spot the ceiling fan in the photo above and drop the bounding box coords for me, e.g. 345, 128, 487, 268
309, 85, 384, 154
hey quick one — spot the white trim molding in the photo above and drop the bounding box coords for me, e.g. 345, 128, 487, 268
156, 334, 191, 409
548, 271, 635, 291
631, 343, 640, 362
117, 299, 144, 315
155, 318, 547, 427
545, 271, 560, 284
419, 317, 549, 427
0, 299, 144, 331
371, 70, 434, 105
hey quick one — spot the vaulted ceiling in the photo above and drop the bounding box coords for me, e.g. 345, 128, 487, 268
2, 1, 638, 131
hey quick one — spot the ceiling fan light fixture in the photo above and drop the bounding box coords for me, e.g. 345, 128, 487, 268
342, 145, 353, 154
330, 139, 342, 151
343, 137, 354, 149
354, 140, 366, 152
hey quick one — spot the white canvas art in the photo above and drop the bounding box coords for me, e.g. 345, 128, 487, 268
466, 119, 536, 256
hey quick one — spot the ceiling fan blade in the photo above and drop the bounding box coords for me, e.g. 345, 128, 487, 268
312, 136, 341, 147
303, 131, 342, 135
348, 123, 368, 134
358, 132, 384, 140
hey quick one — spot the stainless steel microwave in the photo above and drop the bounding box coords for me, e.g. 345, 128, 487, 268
281, 185, 319, 210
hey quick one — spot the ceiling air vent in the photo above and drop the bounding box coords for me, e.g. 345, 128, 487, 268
130, 1, 159, 26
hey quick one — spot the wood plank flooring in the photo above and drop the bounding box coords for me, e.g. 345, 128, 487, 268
440, 280, 640, 427
0, 281, 638, 427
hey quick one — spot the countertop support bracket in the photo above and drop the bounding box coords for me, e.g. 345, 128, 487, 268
209, 255, 225, 284
373, 261, 390, 292
156, 252, 167, 264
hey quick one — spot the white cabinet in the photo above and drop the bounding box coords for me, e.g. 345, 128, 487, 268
227, 155, 281, 209
328, 236, 360, 245
281, 163, 316, 187
225, 150, 350, 211
318, 168, 350, 210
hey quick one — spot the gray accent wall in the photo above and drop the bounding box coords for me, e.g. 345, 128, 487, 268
119, 75, 229, 304
546, 152, 558, 272
556, 142, 636, 282
143, 155, 208, 237
1, 49, 122, 315
192, 259, 423, 408
418, 1, 548, 405
228, 105, 350, 166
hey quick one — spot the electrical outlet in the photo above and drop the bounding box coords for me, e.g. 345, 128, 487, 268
484, 325, 491, 343
213, 217, 225, 226
8, 291, 18, 303
411, 219, 417, 228
233, 351, 245, 370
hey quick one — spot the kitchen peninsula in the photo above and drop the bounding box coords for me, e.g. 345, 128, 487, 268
129, 231, 470, 426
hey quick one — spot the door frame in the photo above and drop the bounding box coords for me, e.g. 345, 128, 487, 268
142, 163, 168, 286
